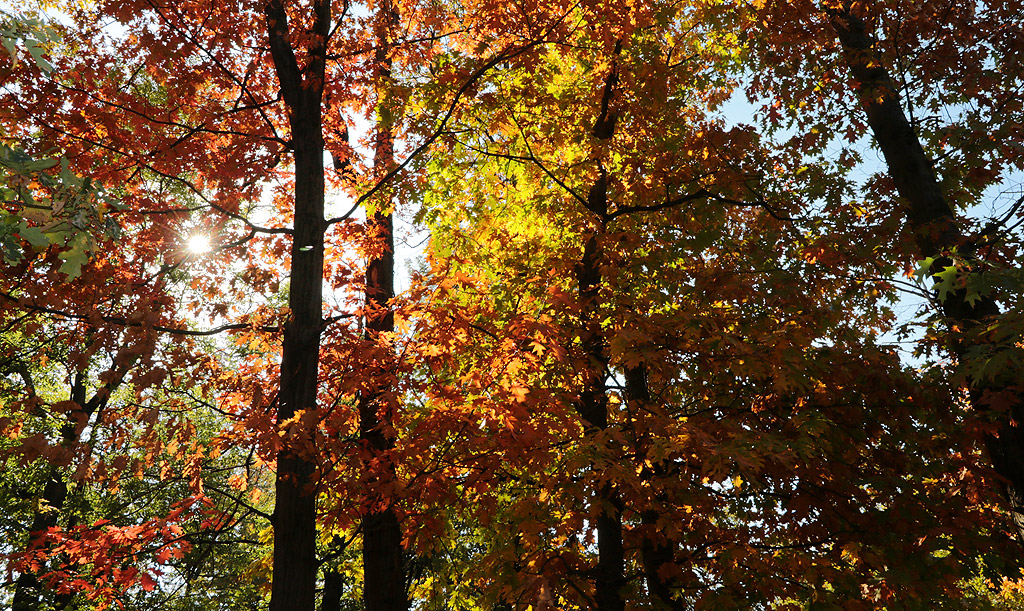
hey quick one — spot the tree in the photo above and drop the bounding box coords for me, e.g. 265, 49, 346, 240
740, 0, 1024, 538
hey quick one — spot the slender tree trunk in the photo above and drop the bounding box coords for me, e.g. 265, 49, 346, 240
13, 478, 69, 611
573, 44, 626, 610
320, 566, 344, 611
577, 226, 626, 611
12, 372, 71, 611
625, 366, 684, 611
358, 3, 408, 609
13, 370, 110, 611
639, 509, 681, 611
827, 5, 1024, 535
320, 535, 349, 611
264, 1, 330, 610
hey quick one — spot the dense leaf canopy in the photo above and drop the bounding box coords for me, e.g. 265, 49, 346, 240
1, 0, 1023, 609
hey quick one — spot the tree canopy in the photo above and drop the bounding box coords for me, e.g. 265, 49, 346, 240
1, 0, 1023, 609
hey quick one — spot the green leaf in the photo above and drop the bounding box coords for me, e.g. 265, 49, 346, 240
1, 35, 16, 59
19, 157, 58, 171
24, 39, 53, 72
18, 223, 49, 248
57, 233, 91, 279
933, 265, 959, 302
914, 257, 936, 282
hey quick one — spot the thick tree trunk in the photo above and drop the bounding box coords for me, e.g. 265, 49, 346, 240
264, 1, 330, 610
827, 5, 1024, 535
358, 3, 409, 610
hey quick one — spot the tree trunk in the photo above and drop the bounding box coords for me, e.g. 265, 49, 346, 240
264, 1, 330, 610
577, 226, 625, 611
13, 370, 111, 611
625, 366, 684, 611
12, 474, 69, 611
827, 4, 1024, 536
573, 45, 626, 610
358, 3, 409, 610
320, 566, 344, 611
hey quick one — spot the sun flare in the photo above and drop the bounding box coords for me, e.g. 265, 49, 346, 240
186, 234, 212, 254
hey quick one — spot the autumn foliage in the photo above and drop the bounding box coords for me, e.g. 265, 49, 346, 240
1, 0, 1023, 609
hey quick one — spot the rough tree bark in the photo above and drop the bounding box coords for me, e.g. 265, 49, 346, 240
264, 0, 330, 609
